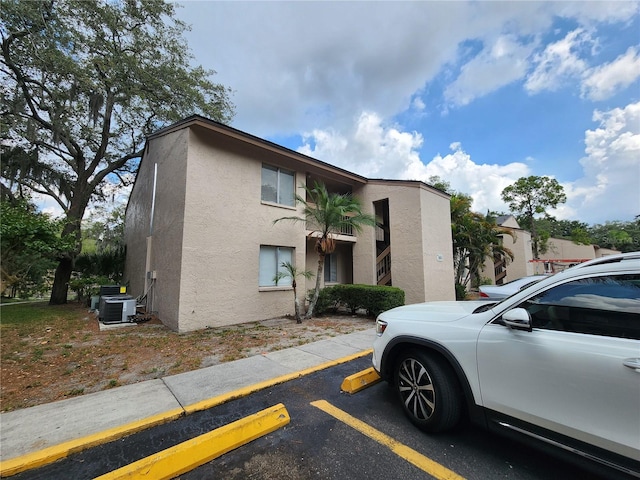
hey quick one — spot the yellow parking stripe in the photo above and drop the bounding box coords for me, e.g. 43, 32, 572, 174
310, 400, 465, 480
94, 403, 290, 480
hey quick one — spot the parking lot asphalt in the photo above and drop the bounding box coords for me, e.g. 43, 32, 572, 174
0, 328, 377, 477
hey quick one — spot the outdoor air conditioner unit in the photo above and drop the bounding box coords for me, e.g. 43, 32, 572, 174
97, 285, 128, 314
99, 285, 126, 297
99, 296, 136, 324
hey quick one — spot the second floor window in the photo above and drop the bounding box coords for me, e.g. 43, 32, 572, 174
261, 164, 295, 207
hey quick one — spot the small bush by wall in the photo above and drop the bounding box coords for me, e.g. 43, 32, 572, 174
311, 284, 405, 317
455, 282, 467, 301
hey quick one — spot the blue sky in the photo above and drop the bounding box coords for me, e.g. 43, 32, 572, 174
174, 1, 640, 225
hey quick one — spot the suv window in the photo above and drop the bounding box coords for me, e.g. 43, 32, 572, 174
518, 274, 640, 339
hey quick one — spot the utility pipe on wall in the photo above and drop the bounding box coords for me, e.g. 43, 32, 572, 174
144, 163, 158, 313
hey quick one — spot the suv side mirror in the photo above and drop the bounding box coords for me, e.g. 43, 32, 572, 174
502, 308, 532, 332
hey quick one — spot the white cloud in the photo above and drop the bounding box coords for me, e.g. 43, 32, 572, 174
419, 143, 531, 214
560, 102, 640, 223
525, 28, 592, 93
173, 2, 639, 225
581, 47, 640, 101
298, 112, 423, 179
33, 193, 65, 219
298, 112, 530, 214
299, 102, 639, 225
445, 35, 535, 107
555, 1, 640, 25
177, 2, 639, 136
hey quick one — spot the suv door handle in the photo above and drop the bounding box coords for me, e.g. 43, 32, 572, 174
623, 358, 640, 371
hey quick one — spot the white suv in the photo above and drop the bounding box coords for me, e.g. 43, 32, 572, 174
373, 252, 640, 478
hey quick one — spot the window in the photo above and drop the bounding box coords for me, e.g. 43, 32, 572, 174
518, 274, 640, 339
261, 165, 295, 207
324, 254, 337, 283
259, 246, 293, 287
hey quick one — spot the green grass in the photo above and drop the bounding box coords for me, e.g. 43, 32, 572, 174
0, 302, 79, 326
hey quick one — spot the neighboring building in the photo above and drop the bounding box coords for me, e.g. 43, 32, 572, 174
488, 215, 533, 283
124, 115, 455, 332
530, 238, 621, 275
481, 216, 621, 284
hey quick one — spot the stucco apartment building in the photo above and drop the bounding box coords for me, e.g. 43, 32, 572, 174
482, 215, 620, 284
124, 115, 455, 332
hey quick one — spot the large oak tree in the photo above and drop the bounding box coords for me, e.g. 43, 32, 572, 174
1, 0, 234, 304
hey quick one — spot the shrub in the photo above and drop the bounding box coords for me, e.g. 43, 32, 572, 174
313, 284, 405, 317
69, 275, 111, 305
308, 286, 340, 315
455, 282, 467, 300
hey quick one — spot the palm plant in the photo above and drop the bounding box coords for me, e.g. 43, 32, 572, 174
274, 181, 377, 319
450, 194, 514, 297
273, 261, 314, 323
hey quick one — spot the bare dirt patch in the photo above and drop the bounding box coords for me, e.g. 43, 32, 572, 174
0, 303, 375, 412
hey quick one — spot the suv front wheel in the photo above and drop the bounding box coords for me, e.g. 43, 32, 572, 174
394, 350, 462, 432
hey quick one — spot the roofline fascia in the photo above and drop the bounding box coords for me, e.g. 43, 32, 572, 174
366, 178, 452, 198
148, 115, 368, 185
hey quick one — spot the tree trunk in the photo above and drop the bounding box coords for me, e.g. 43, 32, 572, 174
48, 199, 85, 305
304, 253, 325, 319
292, 281, 302, 324
531, 224, 540, 259
49, 257, 73, 305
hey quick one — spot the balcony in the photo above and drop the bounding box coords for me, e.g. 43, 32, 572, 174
306, 215, 356, 239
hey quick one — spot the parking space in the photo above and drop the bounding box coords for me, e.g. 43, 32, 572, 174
10, 355, 615, 480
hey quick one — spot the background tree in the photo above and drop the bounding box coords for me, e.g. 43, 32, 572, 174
70, 204, 127, 303
274, 182, 377, 319
588, 220, 639, 252
1, 0, 234, 304
1, 198, 72, 297
534, 217, 592, 248
427, 175, 452, 193
81, 204, 126, 254
273, 261, 314, 323
501, 176, 566, 259
450, 193, 514, 299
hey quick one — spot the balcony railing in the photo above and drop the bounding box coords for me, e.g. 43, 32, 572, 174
340, 219, 354, 236
376, 246, 391, 286
306, 216, 355, 236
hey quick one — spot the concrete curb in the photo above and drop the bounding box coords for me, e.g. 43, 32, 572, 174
0, 408, 185, 477
0, 349, 373, 477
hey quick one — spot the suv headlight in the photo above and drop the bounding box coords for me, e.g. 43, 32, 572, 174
376, 319, 388, 336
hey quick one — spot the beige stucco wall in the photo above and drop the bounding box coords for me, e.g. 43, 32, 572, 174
124, 129, 189, 331
543, 238, 597, 260
481, 224, 621, 280
175, 127, 308, 331
502, 228, 534, 280
417, 186, 456, 301
528, 238, 596, 274
481, 217, 534, 284
354, 181, 455, 304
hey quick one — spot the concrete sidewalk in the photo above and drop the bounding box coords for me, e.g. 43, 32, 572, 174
0, 328, 377, 465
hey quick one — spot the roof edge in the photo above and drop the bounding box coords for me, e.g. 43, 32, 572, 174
148, 115, 368, 184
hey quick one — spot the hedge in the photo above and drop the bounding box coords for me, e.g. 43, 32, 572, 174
310, 284, 405, 317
